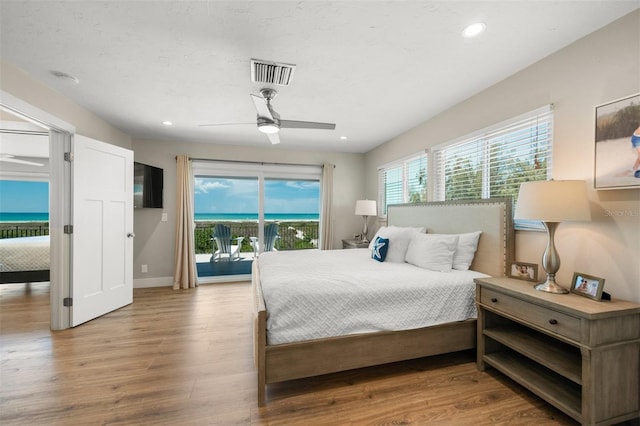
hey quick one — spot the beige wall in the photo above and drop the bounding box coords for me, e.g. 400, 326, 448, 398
132, 138, 365, 283
365, 11, 640, 302
0, 60, 132, 148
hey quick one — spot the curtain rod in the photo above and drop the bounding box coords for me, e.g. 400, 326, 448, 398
175, 156, 335, 168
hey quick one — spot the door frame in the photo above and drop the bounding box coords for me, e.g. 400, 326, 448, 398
1, 90, 74, 330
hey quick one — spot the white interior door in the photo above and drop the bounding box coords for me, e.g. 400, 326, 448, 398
71, 135, 133, 326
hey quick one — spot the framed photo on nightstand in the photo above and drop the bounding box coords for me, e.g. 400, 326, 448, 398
507, 262, 538, 282
571, 272, 605, 300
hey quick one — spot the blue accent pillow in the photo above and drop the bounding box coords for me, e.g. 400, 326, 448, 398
371, 236, 389, 262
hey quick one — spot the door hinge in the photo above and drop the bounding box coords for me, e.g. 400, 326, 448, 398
63, 297, 73, 307
64, 152, 74, 162
63, 225, 73, 234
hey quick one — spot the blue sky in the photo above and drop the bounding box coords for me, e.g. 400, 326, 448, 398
0, 180, 49, 212
194, 177, 319, 214
0, 178, 319, 214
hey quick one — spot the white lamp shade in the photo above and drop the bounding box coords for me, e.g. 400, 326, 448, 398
514, 180, 591, 222
355, 199, 377, 216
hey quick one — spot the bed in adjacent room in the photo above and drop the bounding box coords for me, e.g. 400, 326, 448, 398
0, 235, 50, 284
252, 198, 514, 405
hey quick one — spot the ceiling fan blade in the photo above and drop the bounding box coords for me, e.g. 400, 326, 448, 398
266, 133, 280, 145
250, 94, 274, 120
0, 155, 44, 167
280, 120, 336, 130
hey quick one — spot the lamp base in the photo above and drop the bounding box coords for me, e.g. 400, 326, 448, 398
534, 279, 569, 294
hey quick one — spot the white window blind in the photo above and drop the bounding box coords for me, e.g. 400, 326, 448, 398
433, 106, 553, 226
377, 153, 427, 216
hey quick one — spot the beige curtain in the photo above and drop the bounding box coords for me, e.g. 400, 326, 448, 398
319, 163, 334, 250
173, 155, 198, 289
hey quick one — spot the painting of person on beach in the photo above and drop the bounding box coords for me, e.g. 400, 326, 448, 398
594, 93, 640, 189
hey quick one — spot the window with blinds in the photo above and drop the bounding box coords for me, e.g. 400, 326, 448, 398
432, 105, 553, 227
377, 153, 427, 216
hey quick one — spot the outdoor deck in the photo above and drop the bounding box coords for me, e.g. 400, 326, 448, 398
195, 252, 254, 277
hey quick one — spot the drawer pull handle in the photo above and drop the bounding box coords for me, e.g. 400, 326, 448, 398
491, 298, 498, 303
549, 319, 558, 325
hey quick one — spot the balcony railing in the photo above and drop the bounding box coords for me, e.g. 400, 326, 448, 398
0, 220, 318, 255
194, 221, 318, 254
0, 222, 50, 239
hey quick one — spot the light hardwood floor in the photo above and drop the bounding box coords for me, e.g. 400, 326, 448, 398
0, 281, 608, 425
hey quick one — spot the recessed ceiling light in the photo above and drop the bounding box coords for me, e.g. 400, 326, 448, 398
50, 70, 79, 84
162, 121, 173, 126
340, 136, 348, 140
462, 22, 486, 38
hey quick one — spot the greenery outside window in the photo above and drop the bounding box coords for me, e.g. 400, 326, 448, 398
377, 153, 427, 216
432, 105, 553, 229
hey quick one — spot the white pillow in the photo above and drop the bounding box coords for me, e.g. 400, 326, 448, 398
368, 225, 425, 263
452, 231, 482, 270
404, 233, 459, 272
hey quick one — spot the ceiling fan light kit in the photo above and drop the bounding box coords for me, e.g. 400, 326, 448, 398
257, 121, 280, 134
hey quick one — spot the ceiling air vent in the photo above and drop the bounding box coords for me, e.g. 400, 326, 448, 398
251, 59, 296, 86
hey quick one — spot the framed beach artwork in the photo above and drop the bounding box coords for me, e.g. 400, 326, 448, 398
594, 93, 640, 190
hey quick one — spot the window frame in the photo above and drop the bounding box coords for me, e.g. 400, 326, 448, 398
377, 151, 428, 218
376, 105, 553, 229
431, 105, 553, 229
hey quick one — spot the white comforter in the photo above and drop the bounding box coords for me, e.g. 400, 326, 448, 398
0, 236, 50, 272
258, 249, 487, 345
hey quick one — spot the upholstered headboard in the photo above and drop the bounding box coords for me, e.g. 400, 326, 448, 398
387, 198, 514, 277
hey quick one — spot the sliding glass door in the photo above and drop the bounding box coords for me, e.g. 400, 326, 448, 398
192, 161, 321, 279
264, 178, 319, 250
193, 176, 258, 277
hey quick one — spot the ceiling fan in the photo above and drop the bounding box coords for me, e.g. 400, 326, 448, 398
200, 88, 336, 145
0, 154, 44, 167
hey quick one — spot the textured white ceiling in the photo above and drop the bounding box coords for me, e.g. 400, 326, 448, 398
1, 1, 637, 153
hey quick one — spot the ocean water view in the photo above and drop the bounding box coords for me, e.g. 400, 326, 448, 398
0, 212, 318, 223
194, 213, 318, 222
0, 212, 49, 222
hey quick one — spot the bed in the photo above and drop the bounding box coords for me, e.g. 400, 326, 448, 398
252, 198, 514, 405
0, 235, 50, 284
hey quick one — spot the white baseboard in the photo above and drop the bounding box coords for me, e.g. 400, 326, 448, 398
133, 274, 251, 288
133, 276, 173, 288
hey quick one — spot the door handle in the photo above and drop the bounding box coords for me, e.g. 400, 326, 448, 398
127, 232, 135, 238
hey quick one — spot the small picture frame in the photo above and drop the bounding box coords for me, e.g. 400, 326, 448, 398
571, 272, 605, 300
508, 262, 538, 282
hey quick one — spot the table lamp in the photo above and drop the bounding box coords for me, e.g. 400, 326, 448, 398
514, 180, 591, 293
355, 200, 377, 243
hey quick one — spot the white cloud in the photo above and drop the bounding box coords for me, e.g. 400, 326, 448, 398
284, 181, 319, 190
194, 178, 229, 194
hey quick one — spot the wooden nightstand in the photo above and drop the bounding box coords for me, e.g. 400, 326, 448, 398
342, 239, 369, 249
475, 276, 640, 425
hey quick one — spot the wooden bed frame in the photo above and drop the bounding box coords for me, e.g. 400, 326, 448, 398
252, 198, 514, 406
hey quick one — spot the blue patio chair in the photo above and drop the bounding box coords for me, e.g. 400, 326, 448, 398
250, 223, 280, 256
211, 224, 244, 261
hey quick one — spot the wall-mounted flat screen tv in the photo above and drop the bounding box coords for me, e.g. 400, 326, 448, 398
134, 162, 163, 209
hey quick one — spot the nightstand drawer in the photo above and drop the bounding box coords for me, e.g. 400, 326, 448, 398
480, 288, 581, 342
